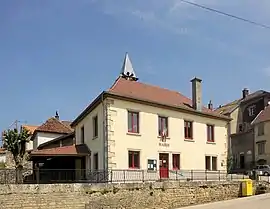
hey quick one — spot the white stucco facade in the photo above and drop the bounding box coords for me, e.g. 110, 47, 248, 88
33, 132, 64, 150
26, 137, 33, 151
75, 97, 229, 173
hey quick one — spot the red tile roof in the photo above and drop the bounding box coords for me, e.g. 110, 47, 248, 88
0, 148, 6, 154
252, 105, 270, 124
215, 90, 269, 115
30, 144, 90, 157
22, 125, 38, 134
36, 117, 73, 134
71, 77, 230, 126
108, 77, 225, 116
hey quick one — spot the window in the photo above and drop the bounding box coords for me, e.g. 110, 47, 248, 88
205, 156, 211, 170
128, 111, 139, 133
184, 121, 193, 139
205, 156, 217, 171
172, 154, 180, 170
158, 116, 168, 136
239, 124, 243, 132
128, 151, 140, 169
212, 157, 217, 171
93, 115, 98, 138
93, 153, 98, 170
258, 142, 266, 155
207, 125, 215, 142
258, 124, 264, 136
80, 126, 85, 144
248, 105, 256, 117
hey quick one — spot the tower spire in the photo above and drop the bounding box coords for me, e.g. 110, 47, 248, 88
120, 52, 138, 81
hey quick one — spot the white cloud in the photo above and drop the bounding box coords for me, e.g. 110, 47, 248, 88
90, 0, 270, 61
91, 0, 270, 33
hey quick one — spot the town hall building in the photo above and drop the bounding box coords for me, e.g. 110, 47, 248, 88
70, 53, 231, 181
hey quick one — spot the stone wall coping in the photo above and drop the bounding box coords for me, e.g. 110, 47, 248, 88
0, 181, 244, 195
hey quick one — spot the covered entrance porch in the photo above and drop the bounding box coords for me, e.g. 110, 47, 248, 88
28, 144, 90, 183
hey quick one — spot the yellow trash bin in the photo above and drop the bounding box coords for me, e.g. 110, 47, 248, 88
241, 179, 253, 197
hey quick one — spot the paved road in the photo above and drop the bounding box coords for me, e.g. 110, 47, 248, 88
179, 193, 270, 209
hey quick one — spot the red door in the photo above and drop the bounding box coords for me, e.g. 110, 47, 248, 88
159, 153, 169, 179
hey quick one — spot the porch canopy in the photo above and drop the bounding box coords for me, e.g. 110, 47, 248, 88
27, 144, 90, 183
29, 144, 91, 160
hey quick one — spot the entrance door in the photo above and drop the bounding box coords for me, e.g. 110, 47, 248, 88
240, 154, 245, 169
159, 153, 169, 179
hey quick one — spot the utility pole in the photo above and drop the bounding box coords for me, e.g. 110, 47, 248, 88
6, 120, 27, 131
15, 120, 18, 130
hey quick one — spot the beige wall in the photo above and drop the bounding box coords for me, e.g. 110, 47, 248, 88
75, 104, 104, 170
229, 108, 240, 134
108, 98, 228, 171
74, 97, 229, 171
33, 132, 63, 150
255, 121, 270, 163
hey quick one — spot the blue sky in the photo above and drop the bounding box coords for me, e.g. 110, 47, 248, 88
1, 0, 270, 132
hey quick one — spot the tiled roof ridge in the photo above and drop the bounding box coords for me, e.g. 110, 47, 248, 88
109, 77, 122, 90
60, 120, 73, 131
22, 124, 38, 127
110, 77, 193, 104
36, 117, 72, 133
71, 76, 230, 127
252, 105, 270, 124
217, 90, 270, 110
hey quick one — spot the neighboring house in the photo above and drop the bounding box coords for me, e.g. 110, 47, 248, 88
215, 89, 270, 171
70, 53, 230, 181
252, 104, 270, 165
30, 112, 73, 149
28, 115, 90, 182
21, 124, 39, 151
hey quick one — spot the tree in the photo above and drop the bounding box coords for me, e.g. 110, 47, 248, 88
227, 155, 234, 173
2, 127, 30, 183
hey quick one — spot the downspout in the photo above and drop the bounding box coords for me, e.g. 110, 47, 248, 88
227, 120, 232, 172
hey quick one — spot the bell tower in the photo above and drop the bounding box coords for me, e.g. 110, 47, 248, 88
120, 52, 138, 81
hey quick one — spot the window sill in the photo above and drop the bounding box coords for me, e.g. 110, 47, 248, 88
184, 138, 195, 142
157, 136, 170, 140
92, 136, 98, 140
147, 170, 157, 173
127, 132, 141, 136
128, 168, 140, 170
206, 141, 216, 145
172, 168, 180, 171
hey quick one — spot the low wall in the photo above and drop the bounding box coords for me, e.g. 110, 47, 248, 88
0, 181, 265, 209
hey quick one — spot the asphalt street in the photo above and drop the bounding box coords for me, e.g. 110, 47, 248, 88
179, 193, 270, 209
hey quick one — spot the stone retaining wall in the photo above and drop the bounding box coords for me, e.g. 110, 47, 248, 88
0, 181, 265, 209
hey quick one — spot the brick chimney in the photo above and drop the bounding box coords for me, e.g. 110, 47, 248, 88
191, 77, 202, 111
208, 100, 213, 110
242, 88, 249, 99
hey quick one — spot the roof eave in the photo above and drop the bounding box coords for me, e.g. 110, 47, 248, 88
71, 91, 231, 126
108, 92, 232, 121
71, 91, 107, 127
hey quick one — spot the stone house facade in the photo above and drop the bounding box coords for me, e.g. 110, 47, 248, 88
215, 89, 270, 171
